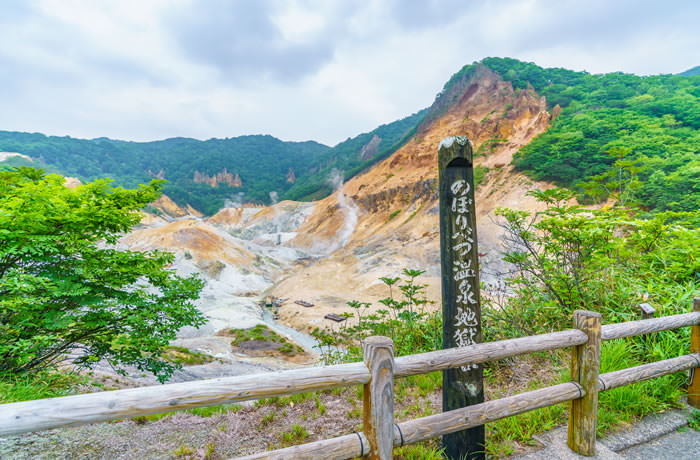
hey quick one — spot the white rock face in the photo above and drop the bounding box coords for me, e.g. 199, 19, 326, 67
112, 202, 324, 382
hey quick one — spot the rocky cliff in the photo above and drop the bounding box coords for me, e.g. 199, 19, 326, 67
129, 65, 561, 337
270, 65, 559, 331
193, 168, 242, 187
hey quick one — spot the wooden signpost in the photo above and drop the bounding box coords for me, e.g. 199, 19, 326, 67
438, 136, 485, 460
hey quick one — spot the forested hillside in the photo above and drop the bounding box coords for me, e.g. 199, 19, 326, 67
2, 58, 697, 213
473, 58, 699, 211
0, 110, 424, 214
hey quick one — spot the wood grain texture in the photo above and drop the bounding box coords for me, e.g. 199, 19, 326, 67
362, 337, 394, 460
688, 298, 700, 408
233, 432, 367, 460
0, 362, 369, 436
601, 312, 700, 341
599, 354, 700, 392
398, 382, 583, 445
394, 329, 588, 378
233, 382, 583, 460
567, 310, 602, 457
438, 135, 484, 460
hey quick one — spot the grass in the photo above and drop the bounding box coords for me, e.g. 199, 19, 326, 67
387, 209, 401, 222
131, 403, 243, 424
259, 411, 275, 429
229, 324, 305, 356
162, 346, 214, 366
173, 443, 194, 458
403, 204, 424, 224
393, 441, 444, 459
596, 339, 684, 436
0, 371, 85, 403
255, 391, 315, 408
278, 424, 309, 447
486, 403, 566, 457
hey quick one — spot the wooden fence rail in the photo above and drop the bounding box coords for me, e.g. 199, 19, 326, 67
1, 298, 699, 460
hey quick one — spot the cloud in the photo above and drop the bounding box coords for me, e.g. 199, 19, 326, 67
166, 0, 349, 85
0, 0, 698, 145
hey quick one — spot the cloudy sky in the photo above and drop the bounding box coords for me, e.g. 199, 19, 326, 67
1, 0, 698, 146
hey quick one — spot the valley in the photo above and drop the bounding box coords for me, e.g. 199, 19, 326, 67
102, 64, 563, 385
1, 56, 698, 459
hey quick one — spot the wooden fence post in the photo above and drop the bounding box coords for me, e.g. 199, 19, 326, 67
363, 336, 395, 460
567, 310, 602, 456
689, 297, 700, 409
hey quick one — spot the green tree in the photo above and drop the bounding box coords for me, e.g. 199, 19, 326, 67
0, 168, 205, 382
489, 188, 699, 337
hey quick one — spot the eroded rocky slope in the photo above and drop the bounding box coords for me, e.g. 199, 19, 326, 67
270, 65, 559, 331
120, 65, 562, 371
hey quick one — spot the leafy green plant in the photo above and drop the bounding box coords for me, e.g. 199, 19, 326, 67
278, 424, 309, 447
173, 444, 194, 458
229, 324, 304, 356
393, 442, 444, 459
487, 188, 698, 338
259, 411, 275, 429
0, 168, 205, 382
311, 269, 442, 364
688, 409, 700, 430
474, 165, 489, 187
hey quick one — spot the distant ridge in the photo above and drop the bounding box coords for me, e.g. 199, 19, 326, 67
678, 65, 700, 76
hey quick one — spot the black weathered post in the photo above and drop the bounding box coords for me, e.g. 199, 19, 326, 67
438, 136, 484, 460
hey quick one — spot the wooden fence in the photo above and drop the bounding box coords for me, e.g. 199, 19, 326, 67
1, 298, 699, 459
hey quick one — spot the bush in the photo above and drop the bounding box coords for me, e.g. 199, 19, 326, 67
312, 269, 442, 364
0, 168, 205, 382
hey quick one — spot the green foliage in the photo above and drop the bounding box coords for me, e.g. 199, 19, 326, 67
476, 138, 508, 157
596, 340, 684, 436
477, 57, 699, 212
0, 370, 85, 403
688, 409, 700, 430
486, 403, 566, 457
0, 168, 205, 382
488, 188, 698, 338
278, 424, 309, 447
162, 346, 214, 366
393, 442, 444, 459
474, 165, 489, 187
229, 324, 304, 355
486, 189, 696, 436
0, 110, 425, 214
387, 209, 402, 221
283, 110, 427, 201
311, 269, 442, 364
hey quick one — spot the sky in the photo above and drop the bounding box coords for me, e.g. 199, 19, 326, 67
1, 0, 698, 146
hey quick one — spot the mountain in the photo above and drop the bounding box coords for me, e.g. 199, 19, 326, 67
480, 58, 699, 212
262, 58, 699, 328
99, 57, 699, 332
0, 133, 328, 214
0, 111, 425, 215
268, 63, 557, 330
2, 57, 697, 214
678, 65, 700, 77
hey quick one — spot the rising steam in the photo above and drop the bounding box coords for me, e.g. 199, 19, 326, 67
224, 192, 245, 208
323, 169, 359, 253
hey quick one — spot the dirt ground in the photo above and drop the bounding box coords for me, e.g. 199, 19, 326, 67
0, 355, 562, 460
